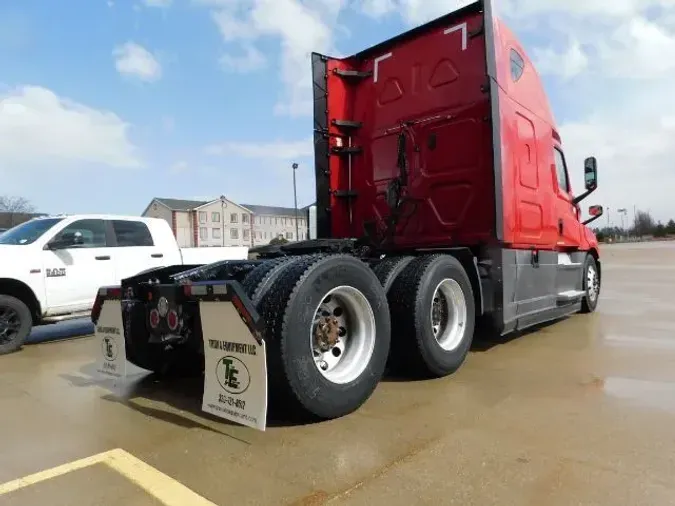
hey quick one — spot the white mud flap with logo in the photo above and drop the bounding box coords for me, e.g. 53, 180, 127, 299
95, 300, 127, 379
199, 301, 268, 431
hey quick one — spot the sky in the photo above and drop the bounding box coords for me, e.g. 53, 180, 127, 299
1, 0, 674, 226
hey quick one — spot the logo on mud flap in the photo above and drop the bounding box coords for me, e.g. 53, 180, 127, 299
216, 356, 250, 395
102, 336, 118, 362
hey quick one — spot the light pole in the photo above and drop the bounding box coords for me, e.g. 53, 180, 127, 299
617, 208, 627, 236
292, 162, 299, 241
220, 195, 225, 247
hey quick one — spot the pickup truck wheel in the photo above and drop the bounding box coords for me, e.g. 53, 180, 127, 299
580, 254, 600, 314
259, 254, 390, 421
0, 295, 32, 355
387, 255, 475, 378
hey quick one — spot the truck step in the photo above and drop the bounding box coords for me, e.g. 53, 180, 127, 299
331, 146, 363, 156
333, 68, 372, 81
557, 290, 585, 302
331, 119, 363, 129
42, 310, 93, 323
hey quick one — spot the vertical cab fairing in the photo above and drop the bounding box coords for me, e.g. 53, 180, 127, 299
312, 1, 496, 249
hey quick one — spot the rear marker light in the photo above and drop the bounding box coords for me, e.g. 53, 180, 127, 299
167, 310, 178, 331
149, 309, 160, 328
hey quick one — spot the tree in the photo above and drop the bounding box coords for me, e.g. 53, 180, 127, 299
654, 221, 667, 238
666, 219, 675, 235
269, 236, 289, 246
0, 196, 35, 214
633, 210, 655, 237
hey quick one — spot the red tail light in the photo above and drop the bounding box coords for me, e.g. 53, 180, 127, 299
167, 309, 178, 331
149, 309, 160, 328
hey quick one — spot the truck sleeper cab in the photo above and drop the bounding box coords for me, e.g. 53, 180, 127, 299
92, 0, 604, 429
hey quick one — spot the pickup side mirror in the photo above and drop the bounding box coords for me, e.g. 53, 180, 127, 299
46, 231, 84, 250
573, 156, 599, 205
582, 205, 603, 226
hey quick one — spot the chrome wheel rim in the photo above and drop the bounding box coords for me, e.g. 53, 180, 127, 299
310, 286, 376, 385
430, 279, 467, 351
587, 264, 599, 302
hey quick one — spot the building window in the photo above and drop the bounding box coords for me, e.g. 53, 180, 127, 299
230, 213, 238, 223
264, 232, 268, 239
242, 213, 249, 224
212, 228, 221, 239
286, 232, 293, 240
275, 218, 278, 225
230, 228, 239, 239
211, 212, 220, 222
199, 211, 207, 224
243, 229, 250, 240
257, 231, 262, 239
510, 48, 525, 82
199, 227, 207, 240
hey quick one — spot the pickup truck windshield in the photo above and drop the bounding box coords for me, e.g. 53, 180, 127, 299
0, 218, 64, 245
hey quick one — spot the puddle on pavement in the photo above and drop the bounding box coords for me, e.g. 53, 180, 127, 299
602, 334, 675, 351
602, 376, 675, 415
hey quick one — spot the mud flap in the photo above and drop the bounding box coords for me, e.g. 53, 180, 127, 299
94, 300, 127, 379
199, 301, 268, 431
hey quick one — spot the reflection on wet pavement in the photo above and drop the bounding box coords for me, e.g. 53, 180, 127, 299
2, 241, 675, 505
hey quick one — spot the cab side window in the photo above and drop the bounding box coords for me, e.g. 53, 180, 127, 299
54, 219, 107, 248
112, 220, 154, 247
553, 148, 570, 194
510, 49, 525, 82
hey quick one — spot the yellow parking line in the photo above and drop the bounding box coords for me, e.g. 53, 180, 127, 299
0, 448, 217, 506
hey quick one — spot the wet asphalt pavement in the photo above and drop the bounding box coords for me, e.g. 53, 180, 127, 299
1, 241, 675, 505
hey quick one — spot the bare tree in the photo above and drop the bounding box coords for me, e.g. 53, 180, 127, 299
633, 210, 655, 238
0, 196, 37, 228
0, 196, 35, 214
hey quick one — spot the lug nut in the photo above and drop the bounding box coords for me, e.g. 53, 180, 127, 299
319, 360, 329, 371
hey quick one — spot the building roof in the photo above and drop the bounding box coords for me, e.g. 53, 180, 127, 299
154, 198, 209, 211
148, 197, 313, 217
239, 204, 308, 217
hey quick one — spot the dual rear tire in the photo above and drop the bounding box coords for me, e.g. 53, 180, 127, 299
243, 253, 475, 421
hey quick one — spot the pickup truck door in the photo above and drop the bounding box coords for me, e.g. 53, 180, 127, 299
553, 148, 581, 248
108, 219, 168, 282
42, 218, 117, 314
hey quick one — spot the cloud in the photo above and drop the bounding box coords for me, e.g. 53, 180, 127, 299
0, 86, 142, 174
205, 138, 313, 160
113, 42, 162, 82
204, 0, 343, 117
142, 0, 172, 7
169, 160, 189, 173
219, 44, 267, 73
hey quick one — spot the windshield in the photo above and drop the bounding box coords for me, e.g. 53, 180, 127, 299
0, 218, 64, 245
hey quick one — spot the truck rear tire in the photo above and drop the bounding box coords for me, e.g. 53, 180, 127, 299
387, 254, 475, 378
372, 256, 414, 293
259, 254, 391, 420
242, 256, 302, 303
0, 294, 33, 355
580, 254, 600, 314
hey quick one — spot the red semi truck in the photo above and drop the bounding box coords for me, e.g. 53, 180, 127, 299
92, 0, 604, 430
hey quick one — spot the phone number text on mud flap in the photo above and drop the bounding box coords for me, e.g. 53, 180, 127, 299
103, 362, 117, 372
218, 394, 246, 410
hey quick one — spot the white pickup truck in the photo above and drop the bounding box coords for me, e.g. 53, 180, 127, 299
0, 214, 248, 355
